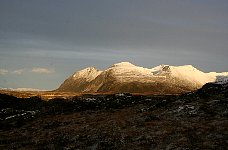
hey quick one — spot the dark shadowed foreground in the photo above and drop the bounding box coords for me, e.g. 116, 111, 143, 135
0, 83, 228, 149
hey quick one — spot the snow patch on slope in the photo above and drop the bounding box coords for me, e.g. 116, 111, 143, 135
57, 61, 228, 93
105, 62, 227, 85
72, 67, 102, 82
169, 65, 215, 85
108, 62, 154, 81
111, 62, 136, 68
207, 72, 228, 84
151, 64, 170, 75
151, 64, 220, 85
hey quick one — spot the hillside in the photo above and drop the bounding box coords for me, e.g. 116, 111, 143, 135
0, 82, 227, 149
56, 62, 228, 94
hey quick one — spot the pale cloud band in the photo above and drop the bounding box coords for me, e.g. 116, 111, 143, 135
0, 69, 8, 75
0, 68, 55, 75
12, 69, 24, 75
31, 67, 54, 74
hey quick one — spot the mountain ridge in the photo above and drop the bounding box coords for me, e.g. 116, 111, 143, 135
56, 62, 228, 94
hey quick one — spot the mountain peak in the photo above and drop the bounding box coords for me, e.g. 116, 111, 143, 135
172, 65, 199, 72
152, 64, 198, 73
72, 67, 101, 82
57, 62, 228, 94
151, 64, 170, 73
73, 67, 97, 76
111, 62, 135, 68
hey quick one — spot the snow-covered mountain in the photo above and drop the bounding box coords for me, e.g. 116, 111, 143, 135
56, 62, 228, 94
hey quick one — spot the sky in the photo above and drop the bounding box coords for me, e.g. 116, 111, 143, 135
0, 0, 228, 90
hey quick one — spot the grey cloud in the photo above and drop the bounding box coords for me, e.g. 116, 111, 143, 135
0, 0, 227, 89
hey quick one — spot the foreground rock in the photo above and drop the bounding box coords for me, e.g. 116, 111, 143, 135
0, 83, 227, 149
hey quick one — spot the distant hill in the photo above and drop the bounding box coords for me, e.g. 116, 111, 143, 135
0, 87, 46, 92
56, 62, 228, 94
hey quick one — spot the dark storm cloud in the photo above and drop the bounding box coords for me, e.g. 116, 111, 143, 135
0, 0, 228, 89
1, 0, 228, 51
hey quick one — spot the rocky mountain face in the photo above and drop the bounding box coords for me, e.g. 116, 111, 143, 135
56, 62, 228, 94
